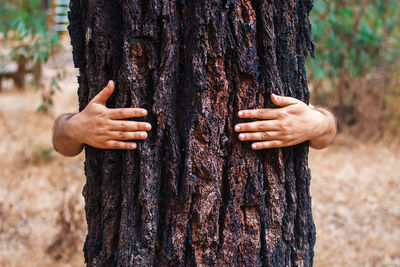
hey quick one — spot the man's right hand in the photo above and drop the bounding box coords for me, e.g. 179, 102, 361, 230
53, 80, 151, 156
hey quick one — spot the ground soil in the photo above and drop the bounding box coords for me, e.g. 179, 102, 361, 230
0, 44, 399, 267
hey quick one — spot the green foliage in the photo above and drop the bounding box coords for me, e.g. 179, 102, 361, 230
308, 0, 400, 80
307, 0, 400, 136
0, 0, 60, 63
37, 69, 65, 113
1, 0, 45, 37
0, 0, 63, 113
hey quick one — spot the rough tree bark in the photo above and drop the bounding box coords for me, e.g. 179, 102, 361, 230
69, 0, 315, 266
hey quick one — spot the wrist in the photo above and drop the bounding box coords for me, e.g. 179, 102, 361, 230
53, 112, 84, 157
310, 108, 328, 139
308, 106, 337, 149
64, 113, 84, 146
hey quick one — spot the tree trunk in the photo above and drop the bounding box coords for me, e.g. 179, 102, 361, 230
68, 0, 316, 266
14, 55, 27, 89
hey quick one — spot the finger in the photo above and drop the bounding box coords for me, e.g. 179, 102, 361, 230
238, 108, 279, 119
110, 131, 148, 141
104, 141, 137, 150
108, 108, 148, 119
238, 131, 280, 141
251, 140, 284, 150
109, 121, 152, 132
234, 120, 279, 132
92, 80, 115, 105
271, 94, 299, 107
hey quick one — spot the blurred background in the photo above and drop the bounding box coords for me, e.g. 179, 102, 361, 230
0, 0, 399, 266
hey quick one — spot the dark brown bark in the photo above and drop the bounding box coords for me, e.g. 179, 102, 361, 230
69, 0, 315, 266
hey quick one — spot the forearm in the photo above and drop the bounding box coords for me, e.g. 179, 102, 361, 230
52, 113, 84, 157
309, 106, 337, 150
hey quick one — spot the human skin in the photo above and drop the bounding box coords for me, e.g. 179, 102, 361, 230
52, 81, 151, 157
53, 81, 336, 157
234, 93, 337, 150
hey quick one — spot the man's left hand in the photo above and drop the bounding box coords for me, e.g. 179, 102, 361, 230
234, 94, 336, 150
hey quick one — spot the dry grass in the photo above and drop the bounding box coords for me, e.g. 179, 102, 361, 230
0, 51, 86, 267
0, 42, 399, 266
310, 135, 400, 266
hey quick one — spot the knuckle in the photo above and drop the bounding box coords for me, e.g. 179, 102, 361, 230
114, 142, 121, 149
100, 110, 108, 118
132, 132, 140, 139
95, 120, 107, 130
280, 110, 288, 118
131, 123, 140, 131
117, 109, 125, 117
137, 122, 146, 130
122, 143, 130, 149
262, 132, 268, 140
282, 121, 291, 130
103, 142, 112, 149
133, 109, 142, 116
260, 109, 268, 118
102, 143, 111, 149
118, 131, 125, 139
120, 122, 128, 131
257, 122, 266, 131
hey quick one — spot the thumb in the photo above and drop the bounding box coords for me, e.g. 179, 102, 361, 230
92, 80, 115, 105
271, 93, 298, 107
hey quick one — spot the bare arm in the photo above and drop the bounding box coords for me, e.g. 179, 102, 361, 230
52, 112, 84, 157
307, 105, 337, 149
234, 94, 337, 150
52, 81, 152, 157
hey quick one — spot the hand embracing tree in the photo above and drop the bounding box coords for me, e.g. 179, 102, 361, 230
69, 0, 316, 266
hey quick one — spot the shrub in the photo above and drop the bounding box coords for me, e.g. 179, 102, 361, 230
0, 0, 64, 112
308, 0, 400, 137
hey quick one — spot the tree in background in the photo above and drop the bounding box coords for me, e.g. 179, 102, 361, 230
308, 0, 400, 128
0, 0, 62, 111
69, 0, 315, 265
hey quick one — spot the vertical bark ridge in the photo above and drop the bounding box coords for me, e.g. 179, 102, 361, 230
68, 0, 316, 266
68, 0, 126, 265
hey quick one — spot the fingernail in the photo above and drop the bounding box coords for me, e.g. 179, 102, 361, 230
235, 125, 240, 132
239, 134, 245, 140
238, 111, 243, 117
145, 124, 152, 130
131, 144, 137, 149
140, 132, 147, 138
142, 109, 148, 115
252, 144, 258, 149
